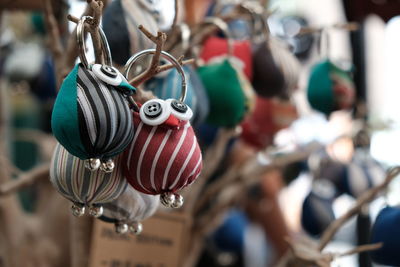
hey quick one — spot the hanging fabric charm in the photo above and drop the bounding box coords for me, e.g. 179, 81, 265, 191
99, 185, 159, 235
123, 49, 203, 208
50, 143, 127, 217
51, 16, 136, 172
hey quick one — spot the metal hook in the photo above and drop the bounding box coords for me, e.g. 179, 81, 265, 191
76, 16, 113, 69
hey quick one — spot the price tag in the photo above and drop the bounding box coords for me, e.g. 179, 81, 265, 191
89, 211, 190, 267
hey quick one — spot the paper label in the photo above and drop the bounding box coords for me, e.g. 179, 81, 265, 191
89, 212, 189, 267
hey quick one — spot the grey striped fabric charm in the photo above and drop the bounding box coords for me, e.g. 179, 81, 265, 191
76, 65, 134, 159
99, 185, 159, 234
50, 143, 128, 217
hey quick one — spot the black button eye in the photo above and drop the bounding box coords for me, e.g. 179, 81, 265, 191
100, 65, 118, 78
170, 100, 188, 113
143, 101, 162, 118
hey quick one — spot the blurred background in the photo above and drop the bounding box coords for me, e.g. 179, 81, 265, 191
1, 0, 400, 267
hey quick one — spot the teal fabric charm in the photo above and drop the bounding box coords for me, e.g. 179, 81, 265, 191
307, 60, 355, 116
51, 16, 136, 172
51, 63, 135, 162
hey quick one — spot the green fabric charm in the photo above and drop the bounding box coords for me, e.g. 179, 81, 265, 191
198, 59, 247, 127
307, 60, 355, 116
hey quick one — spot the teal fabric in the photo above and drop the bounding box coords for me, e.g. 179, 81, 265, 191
119, 80, 136, 92
307, 60, 334, 116
51, 64, 86, 159
198, 59, 246, 127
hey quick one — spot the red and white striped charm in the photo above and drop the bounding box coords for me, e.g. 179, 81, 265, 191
123, 112, 203, 208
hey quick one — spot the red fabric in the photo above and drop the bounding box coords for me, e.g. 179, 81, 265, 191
123, 112, 203, 195
240, 97, 298, 149
200, 36, 253, 80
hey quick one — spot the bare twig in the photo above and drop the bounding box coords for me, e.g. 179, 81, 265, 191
0, 164, 50, 197
172, 0, 179, 29
336, 243, 383, 258
193, 143, 322, 215
158, 59, 195, 72
128, 26, 167, 87
43, 0, 65, 88
65, 0, 105, 72
65, 5, 91, 71
298, 22, 359, 36
184, 127, 240, 212
318, 166, 400, 251
85, 0, 104, 64
126, 25, 195, 88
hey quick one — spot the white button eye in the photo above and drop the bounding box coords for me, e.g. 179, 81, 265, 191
92, 64, 123, 86
139, 99, 172, 126
165, 99, 193, 121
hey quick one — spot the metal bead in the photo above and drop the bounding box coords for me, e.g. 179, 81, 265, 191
100, 159, 115, 173
115, 223, 129, 234
88, 205, 104, 218
85, 158, 101, 171
71, 203, 85, 217
171, 194, 184, 209
129, 222, 143, 235
160, 193, 175, 208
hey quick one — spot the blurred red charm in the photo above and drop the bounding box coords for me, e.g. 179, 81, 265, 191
200, 36, 253, 80
241, 97, 298, 149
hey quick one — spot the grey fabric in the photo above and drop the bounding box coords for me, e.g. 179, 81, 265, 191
50, 143, 128, 206
100, 185, 159, 224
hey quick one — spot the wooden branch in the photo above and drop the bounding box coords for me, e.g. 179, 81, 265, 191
184, 127, 240, 212
128, 26, 167, 87
0, 164, 50, 197
336, 243, 383, 258
65, 5, 91, 71
194, 143, 322, 215
43, 0, 65, 88
65, 0, 105, 72
298, 22, 359, 35
172, 0, 179, 29
86, 0, 104, 65
318, 166, 400, 251
0, 88, 25, 266
158, 59, 195, 72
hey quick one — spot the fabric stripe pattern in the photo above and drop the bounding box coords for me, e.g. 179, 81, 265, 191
76, 66, 134, 159
52, 63, 134, 161
123, 112, 203, 195
50, 143, 127, 206
100, 185, 159, 224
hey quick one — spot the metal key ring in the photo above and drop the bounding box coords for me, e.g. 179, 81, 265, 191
124, 49, 187, 103
77, 16, 113, 69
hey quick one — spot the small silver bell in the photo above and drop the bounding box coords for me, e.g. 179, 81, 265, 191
160, 193, 175, 207
100, 159, 115, 173
71, 203, 85, 217
129, 222, 143, 235
88, 205, 104, 218
85, 158, 101, 171
171, 194, 184, 209
115, 223, 129, 234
